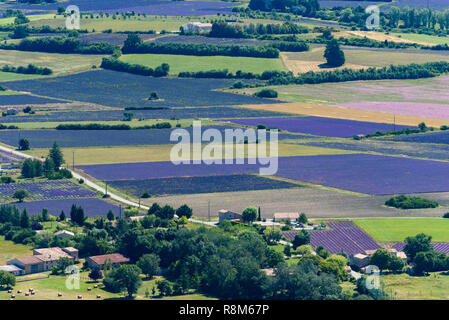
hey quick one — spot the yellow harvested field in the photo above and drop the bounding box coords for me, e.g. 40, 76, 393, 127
25, 143, 353, 166
280, 52, 365, 74
239, 102, 449, 127
346, 31, 431, 46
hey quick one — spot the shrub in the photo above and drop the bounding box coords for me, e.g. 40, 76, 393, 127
385, 195, 438, 209
254, 89, 278, 98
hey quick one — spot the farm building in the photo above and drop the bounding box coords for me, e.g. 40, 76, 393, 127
273, 212, 299, 222
0, 264, 24, 276
218, 209, 242, 223
350, 253, 370, 268
54, 230, 75, 239
7, 247, 78, 275
86, 253, 130, 269
182, 22, 212, 34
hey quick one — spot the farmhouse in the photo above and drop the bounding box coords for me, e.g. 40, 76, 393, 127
218, 209, 242, 223
182, 22, 212, 34
85, 253, 130, 269
0, 264, 25, 276
273, 212, 299, 222
6, 247, 78, 275
54, 230, 75, 239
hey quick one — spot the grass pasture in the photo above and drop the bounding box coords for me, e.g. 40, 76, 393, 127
0, 236, 33, 265
0, 49, 105, 77
381, 273, 449, 300
120, 54, 287, 75
391, 32, 449, 45
354, 218, 449, 243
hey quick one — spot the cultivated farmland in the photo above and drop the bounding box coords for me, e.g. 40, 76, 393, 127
0, 95, 68, 106
0, 180, 96, 202
0, 126, 298, 148
221, 116, 410, 137
107, 174, 301, 197
390, 131, 449, 145
283, 221, 382, 255
3, 70, 280, 108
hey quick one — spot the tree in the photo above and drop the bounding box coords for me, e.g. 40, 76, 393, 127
43, 157, 55, 177
107, 210, 115, 221
0, 270, 16, 288
20, 209, 30, 228
148, 203, 161, 216
18, 138, 30, 151
70, 204, 85, 226
242, 207, 257, 223
58, 257, 74, 273
403, 233, 433, 261
88, 267, 103, 282
111, 265, 142, 298
324, 39, 345, 67
137, 254, 160, 279
49, 141, 64, 170
264, 228, 282, 245
59, 210, 66, 221
388, 255, 405, 273
414, 251, 441, 275
292, 230, 310, 249
298, 213, 308, 224
21, 159, 35, 178
369, 249, 391, 271
13, 189, 28, 202
156, 279, 173, 296
122, 33, 142, 52
175, 204, 192, 219
157, 205, 175, 220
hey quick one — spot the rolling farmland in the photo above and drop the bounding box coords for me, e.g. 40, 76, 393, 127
3, 70, 279, 108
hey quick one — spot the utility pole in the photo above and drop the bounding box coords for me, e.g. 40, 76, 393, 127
72, 151, 75, 170
208, 200, 210, 222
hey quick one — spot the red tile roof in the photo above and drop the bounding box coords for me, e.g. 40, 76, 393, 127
88, 253, 129, 265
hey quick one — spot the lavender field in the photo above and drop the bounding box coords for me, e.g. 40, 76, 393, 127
13, 197, 121, 217
7, 0, 240, 15
393, 242, 449, 254
79, 153, 449, 195
284, 221, 381, 255
0, 95, 67, 106
391, 131, 449, 145
0, 150, 23, 163
273, 154, 449, 195
0, 126, 297, 148
221, 116, 410, 138
107, 174, 301, 197
0, 107, 290, 123
0, 180, 96, 202
78, 33, 158, 45
3, 70, 277, 108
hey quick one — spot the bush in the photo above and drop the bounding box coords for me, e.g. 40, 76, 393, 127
385, 195, 438, 209
254, 89, 278, 98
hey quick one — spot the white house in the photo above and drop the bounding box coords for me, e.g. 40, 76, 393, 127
54, 230, 75, 239
182, 22, 212, 34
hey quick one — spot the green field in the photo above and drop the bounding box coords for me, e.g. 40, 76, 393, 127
381, 273, 449, 300
392, 33, 449, 45
120, 54, 287, 74
0, 236, 33, 265
0, 71, 43, 82
354, 218, 449, 243
0, 50, 105, 77
0, 14, 57, 26
0, 270, 215, 300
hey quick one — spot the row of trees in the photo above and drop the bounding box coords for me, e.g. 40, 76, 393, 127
249, 0, 320, 17
209, 21, 309, 39
121, 34, 280, 58
0, 37, 117, 54
100, 56, 169, 77
1, 64, 52, 75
